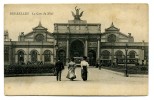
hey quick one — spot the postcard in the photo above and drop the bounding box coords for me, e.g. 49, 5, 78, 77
4, 4, 148, 95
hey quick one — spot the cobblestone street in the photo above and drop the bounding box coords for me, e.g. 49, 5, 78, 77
4, 67, 148, 96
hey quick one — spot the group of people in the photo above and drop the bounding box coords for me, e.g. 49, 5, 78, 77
55, 56, 89, 81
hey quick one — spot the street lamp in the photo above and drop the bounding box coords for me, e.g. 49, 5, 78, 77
125, 43, 129, 77
55, 44, 58, 61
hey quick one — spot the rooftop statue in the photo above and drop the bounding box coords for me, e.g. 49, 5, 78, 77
72, 6, 84, 20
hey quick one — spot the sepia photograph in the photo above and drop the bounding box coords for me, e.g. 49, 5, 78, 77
4, 4, 148, 96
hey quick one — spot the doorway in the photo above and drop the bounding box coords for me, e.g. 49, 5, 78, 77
70, 40, 84, 57
88, 50, 96, 66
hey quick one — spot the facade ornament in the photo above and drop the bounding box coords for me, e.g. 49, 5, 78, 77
72, 6, 84, 20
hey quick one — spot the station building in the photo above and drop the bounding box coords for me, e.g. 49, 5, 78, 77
4, 8, 148, 66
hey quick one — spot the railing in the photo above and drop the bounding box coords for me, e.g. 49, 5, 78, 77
116, 58, 138, 65
99, 58, 139, 67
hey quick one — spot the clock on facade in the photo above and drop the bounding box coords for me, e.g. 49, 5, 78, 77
35, 34, 44, 42
107, 34, 116, 42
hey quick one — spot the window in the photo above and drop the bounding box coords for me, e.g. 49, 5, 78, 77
44, 50, 51, 62
107, 34, 116, 42
101, 50, 110, 59
129, 51, 136, 58
4, 47, 9, 62
18, 50, 24, 63
35, 34, 44, 42
31, 50, 38, 62
129, 51, 136, 63
115, 50, 124, 63
115, 50, 123, 59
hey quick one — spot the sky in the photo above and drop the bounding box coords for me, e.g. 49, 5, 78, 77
4, 4, 148, 42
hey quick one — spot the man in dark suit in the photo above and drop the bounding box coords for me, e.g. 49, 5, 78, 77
55, 59, 64, 81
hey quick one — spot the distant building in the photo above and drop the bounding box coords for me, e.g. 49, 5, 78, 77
4, 8, 148, 66
4, 30, 9, 41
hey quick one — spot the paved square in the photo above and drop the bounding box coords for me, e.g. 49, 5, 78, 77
4, 68, 148, 95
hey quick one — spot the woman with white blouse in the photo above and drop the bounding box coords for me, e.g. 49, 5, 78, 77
80, 56, 89, 81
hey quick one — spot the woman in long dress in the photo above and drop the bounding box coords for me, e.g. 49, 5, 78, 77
80, 56, 89, 81
66, 57, 76, 81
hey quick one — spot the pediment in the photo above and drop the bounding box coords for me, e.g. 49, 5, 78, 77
105, 22, 119, 31
24, 31, 33, 37
102, 32, 128, 38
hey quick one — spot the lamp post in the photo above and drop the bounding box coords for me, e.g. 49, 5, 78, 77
55, 44, 58, 62
125, 43, 128, 77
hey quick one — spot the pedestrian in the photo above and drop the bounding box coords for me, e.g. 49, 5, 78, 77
99, 61, 103, 70
96, 60, 99, 68
99, 65, 101, 70
66, 57, 77, 81
55, 59, 64, 81
80, 56, 89, 81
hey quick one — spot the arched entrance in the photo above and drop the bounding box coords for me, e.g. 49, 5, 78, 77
57, 50, 66, 65
70, 40, 84, 57
88, 50, 96, 66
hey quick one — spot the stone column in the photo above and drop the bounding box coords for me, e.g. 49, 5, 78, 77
142, 49, 145, 60
97, 38, 100, 60
9, 46, 12, 65
142, 41, 145, 65
141, 48, 145, 65
40, 41, 43, 61
53, 38, 57, 63
85, 39, 88, 56
15, 54, 18, 64
111, 48, 114, 66
66, 38, 69, 63
27, 41, 29, 63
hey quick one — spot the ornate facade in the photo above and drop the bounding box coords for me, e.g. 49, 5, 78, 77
4, 8, 148, 66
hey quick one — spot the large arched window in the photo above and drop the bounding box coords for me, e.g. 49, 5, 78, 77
44, 50, 51, 62
101, 50, 110, 59
129, 51, 136, 58
31, 50, 38, 62
17, 50, 25, 63
115, 50, 123, 59
115, 50, 124, 63
128, 50, 136, 63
